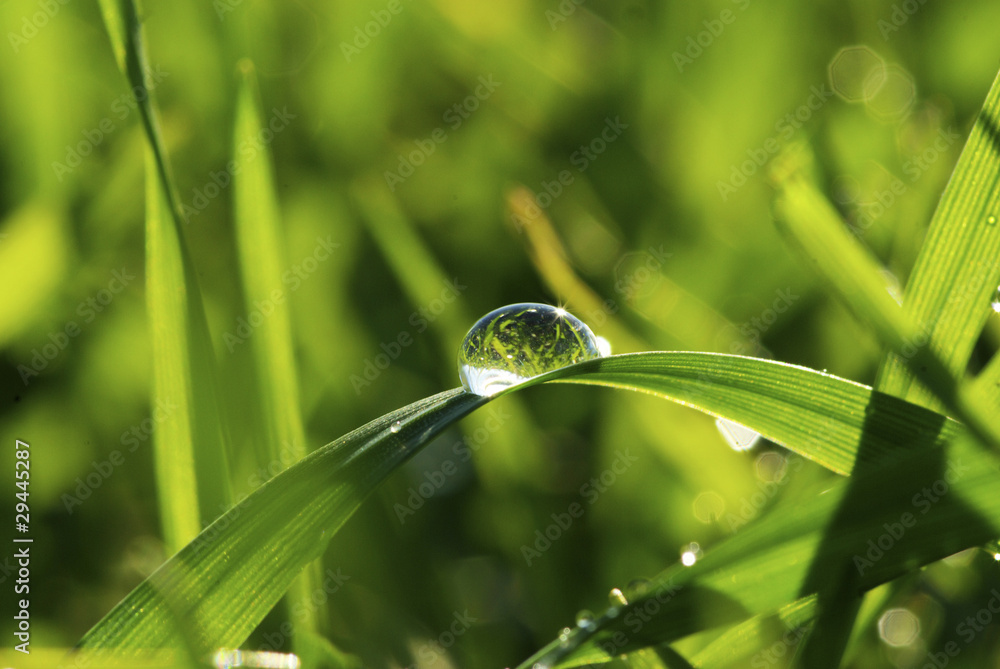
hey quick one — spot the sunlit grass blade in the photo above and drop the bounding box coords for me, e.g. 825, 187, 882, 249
516, 431, 1000, 668
535, 352, 960, 476
231, 58, 326, 635
876, 68, 1000, 405
77, 351, 960, 655
146, 148, 232, 552
770, 150, 1000, 455
689, 597, 815, 668
78, 388, 487, 653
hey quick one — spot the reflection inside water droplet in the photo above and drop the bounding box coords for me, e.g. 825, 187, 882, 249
575, 609, 596, 630
390, 420, 402, 434
458, 303, 605, 397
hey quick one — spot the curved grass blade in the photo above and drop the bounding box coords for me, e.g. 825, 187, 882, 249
535, 352, 960, 476
77, 351, 961, 656
78, 388, 487, 654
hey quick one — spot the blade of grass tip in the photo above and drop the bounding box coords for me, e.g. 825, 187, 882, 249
232, 58, 325, 635
876, 66, 1000, 406
769, 147, 1000, 456
78, 388, 487, 654
505, 185, 646, 353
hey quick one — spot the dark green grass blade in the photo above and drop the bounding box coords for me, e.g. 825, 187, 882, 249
516, 431, 997, 668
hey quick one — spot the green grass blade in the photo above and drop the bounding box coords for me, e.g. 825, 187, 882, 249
231, 58, 325, 635
232, 58, 307, 463
516, 431, 999, 668
78, 388, 487, 653
876, 68, 1000, 404
76, 350, 963, 655
103, 0, 232, 553
146, 148, 232, 552
770, 154, 1000, 454
537, 352, 960, 476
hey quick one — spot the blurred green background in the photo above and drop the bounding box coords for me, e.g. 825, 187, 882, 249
2, 0, 1000, 666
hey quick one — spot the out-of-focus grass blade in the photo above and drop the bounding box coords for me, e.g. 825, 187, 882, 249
876, 68, 1000, 406
516, 431, 1000, 669
535, 352, 960, 476
78, 388, 487, 653
97, 0, 185, 225
233, 59, 308, 465
0, 648, 199, 669
770, 151, 1000, 454
351, 176, 469, 337
101, 0, 233, 553
231, 59, 326, 634
146, 148, 232, 552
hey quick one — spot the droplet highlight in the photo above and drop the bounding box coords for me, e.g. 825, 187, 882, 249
680, 541, 702, 566
575, 609, 596, 631
390, 420, 402, 434
458, 303, 604, 397
992, 285, 1000, 314
608, 587, 628, 606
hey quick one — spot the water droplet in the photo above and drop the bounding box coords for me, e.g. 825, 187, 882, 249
390, 420, 402, 434
991, 285, 1000, 314
575, 609, 596, 631
608, 587, 628, 606
558, 626, 572, 647
680, 541, 702, 566
715, 418, 760, 451
988, 215, 997, 226
458, 303, 604, 396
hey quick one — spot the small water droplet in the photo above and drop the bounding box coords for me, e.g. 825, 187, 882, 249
987, 215, 997, 226
390, 420, 402, 434
680, 541, 702, 566
715, 418, 760, 451
608, 587, 628, 606
991, 285, 1000, 314
458, 303, 605, 396
558, 626, 572, 647
575, 609, 596, 631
